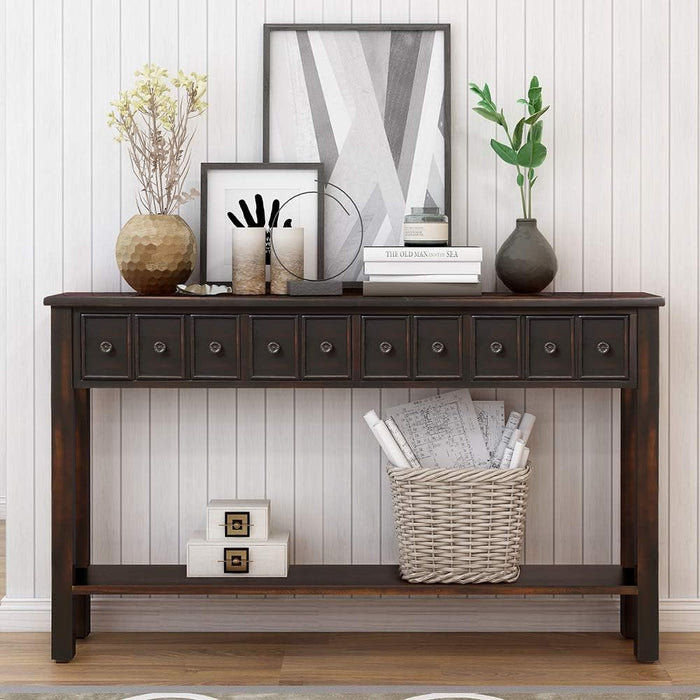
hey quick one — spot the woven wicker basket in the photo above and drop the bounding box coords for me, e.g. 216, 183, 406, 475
387, 464, 531, 584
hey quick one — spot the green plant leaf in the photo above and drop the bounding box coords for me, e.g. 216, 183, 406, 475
512, 117, 525, 150
528, 168, 535, 180
524, 105, 550, 124
517, 141, 547, 168
500, 109, 508, 130
469, 82, 483, 95
530, 121, 543, 143
530, 75, 540, 89
490, 139, 518, 164
473, 107, 503, 125
528, 86, 542, 103
476, 99, 495, 111
483, 83, 492, 102
517, 98, 529, 105
517, 173, 524, 186
529, 176, 538, 187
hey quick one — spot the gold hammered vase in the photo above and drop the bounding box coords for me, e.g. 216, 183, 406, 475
116, 214, 197, 295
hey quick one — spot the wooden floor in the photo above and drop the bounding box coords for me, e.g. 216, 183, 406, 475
1, 523, 699, 687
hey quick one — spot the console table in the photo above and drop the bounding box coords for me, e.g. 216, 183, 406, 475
44, 291, 663, 663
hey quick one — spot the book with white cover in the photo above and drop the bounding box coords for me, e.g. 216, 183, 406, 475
364, 261, 481, 275
363, 246, 483, 262
186, 531, 289, 577
363, 281, 482, 296
368, 274, 480, 283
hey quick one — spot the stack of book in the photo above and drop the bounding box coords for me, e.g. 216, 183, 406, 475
362, 246, 483, 296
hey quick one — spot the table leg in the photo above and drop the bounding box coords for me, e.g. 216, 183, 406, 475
620, 387, 637, 640
51, 308, 77, 661
73, 387, 91, 639
633, 308, 660, 663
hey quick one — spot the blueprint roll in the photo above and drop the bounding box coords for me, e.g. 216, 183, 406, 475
492, 411, 522, 467
363, 410, 411, 469
509, 439, 526, 469
518, 413, 536, 444
507, 428, 523, 449
518, 446, 531, 469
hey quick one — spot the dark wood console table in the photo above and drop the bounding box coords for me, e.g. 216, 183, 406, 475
44, 291, 663, 663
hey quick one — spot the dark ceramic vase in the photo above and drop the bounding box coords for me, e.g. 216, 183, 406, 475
495, 218, 557, 293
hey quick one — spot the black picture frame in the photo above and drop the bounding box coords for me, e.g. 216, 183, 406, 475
200, 162, 325, 286
263, 23, 451, 284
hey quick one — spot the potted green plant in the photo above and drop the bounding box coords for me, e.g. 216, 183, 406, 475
108, 64, 207, 294
470, 76, 557, 293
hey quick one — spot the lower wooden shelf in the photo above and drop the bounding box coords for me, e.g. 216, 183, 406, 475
73, 564, 637, 596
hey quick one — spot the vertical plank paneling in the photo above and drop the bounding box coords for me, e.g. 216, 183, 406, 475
322, 389, 352, 564
236, 389, 266, 497
669, 0, 699, 598
175, 0, 209, 562
439, 0, 467, 246
553, 0, 584, 566
265, 389, 295, 560
640, 0, 670, 596
0, 0, 6, 544
380, 0, 408, 23
33, 0, 62, 598
351, 389, 381, 563
5, 0, 35, 598
582, 0, 613, 566
409, 0, 436, 23
466, 0, 496, 288
90, 0, 123, 570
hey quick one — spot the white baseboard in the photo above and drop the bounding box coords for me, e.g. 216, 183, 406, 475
0, 497, 6, 519
1, 596, 698, 633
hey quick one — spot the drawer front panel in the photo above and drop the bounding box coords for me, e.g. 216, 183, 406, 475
580, 315, 629, 378
472, 315, 521, 379
362, 316, 410, 379
250, 315, 298, 379
191, 315, 239, 379
81, 314, 131, 379
302, 315, 351, 379
414, 316, 462, 378
136, 315, 185, 379
526, 316, 575, 379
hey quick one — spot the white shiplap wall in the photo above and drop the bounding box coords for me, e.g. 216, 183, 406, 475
2, 0, 697, 628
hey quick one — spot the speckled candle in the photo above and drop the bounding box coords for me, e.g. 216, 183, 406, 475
231, 227, 266, 295
270, 227, 304, 295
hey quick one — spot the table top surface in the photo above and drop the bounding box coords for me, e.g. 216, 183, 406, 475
44, 290, 665, 309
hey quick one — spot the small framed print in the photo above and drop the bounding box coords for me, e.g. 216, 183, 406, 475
200, 162, 324, 285
224, 511, 251, 537
223, 547, 250, 574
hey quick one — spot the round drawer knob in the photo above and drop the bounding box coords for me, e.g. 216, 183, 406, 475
431, 340, 445, 354
209, 341, 222, 354
267, 341, 281, 355
379, 341, 393, 355
153, 341, 167, 354
320, 341, 334, 354
544, 341, 557, 355
490, 341, 504, 355
597, 341, 611, 355
99, 340, 113, 354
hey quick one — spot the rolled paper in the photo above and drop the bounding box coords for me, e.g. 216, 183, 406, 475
518, 413, 537, 444
518, 446, 531, 469
499, 445, 514, 469
509, 439, 526, 469
508, 428, 523, 449
363, 410, 411, 469
232, 226, 266, 295
492, 411, 522, 467
270, 227, 304, 295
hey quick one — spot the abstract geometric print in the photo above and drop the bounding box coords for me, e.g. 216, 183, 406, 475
266, 28, 448, 280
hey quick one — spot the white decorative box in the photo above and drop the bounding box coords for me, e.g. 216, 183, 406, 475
206, 499, 269, 541
186, 531, 289, 578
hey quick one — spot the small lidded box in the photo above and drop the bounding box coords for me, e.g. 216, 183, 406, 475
206, 499, 269, 541
187, 531, 289, 577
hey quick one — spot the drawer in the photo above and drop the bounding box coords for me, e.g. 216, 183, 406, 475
81, 314, 131, 379
362, 316, 410, 379
206, 499, 269, 541
135, 315, 185, 379
250, 315, 298, 379
526, 316, 575, 379
302, 315, 351, 379
414, 316, 462, 378
580, 315, 629, 379
472, 315, 521, 379
186, 532, 289, 577
191, 315, 239, 379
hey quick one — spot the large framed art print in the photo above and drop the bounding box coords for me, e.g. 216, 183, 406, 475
264, 24, 451, 281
